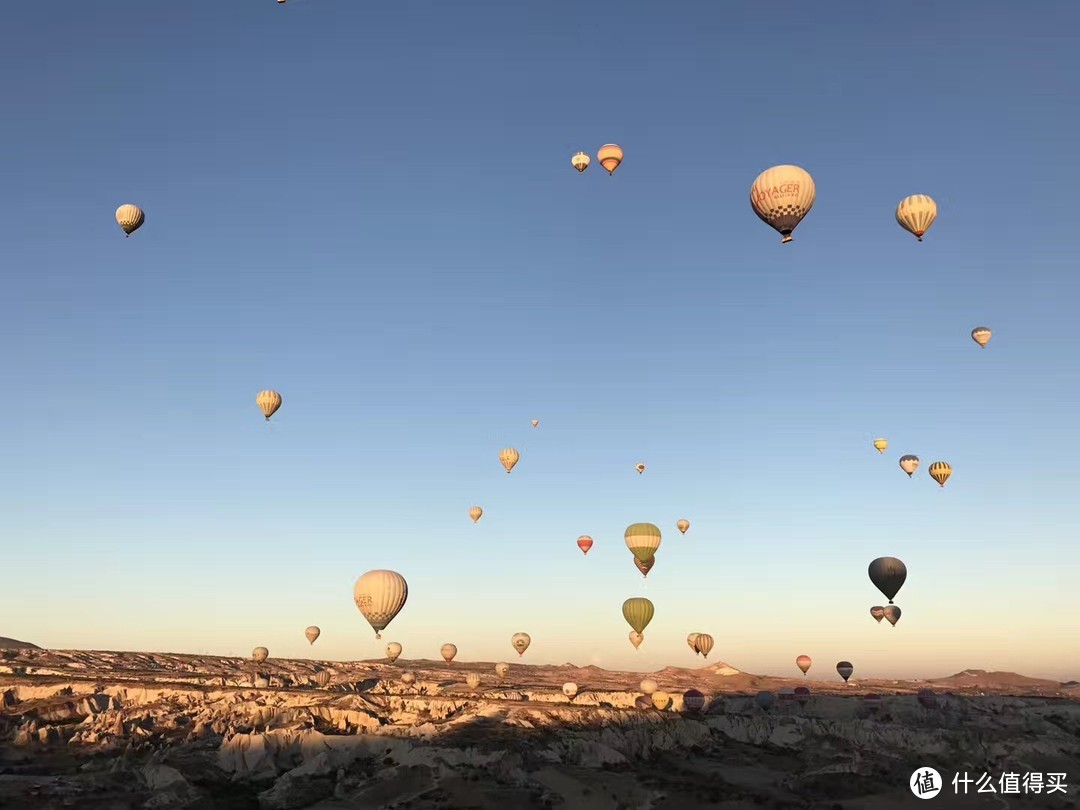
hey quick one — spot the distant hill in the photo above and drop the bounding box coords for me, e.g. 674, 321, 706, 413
929, 669, 1061, 690
0, 637, 40, 650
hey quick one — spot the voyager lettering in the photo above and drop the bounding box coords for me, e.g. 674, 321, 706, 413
755, 183, 800, 200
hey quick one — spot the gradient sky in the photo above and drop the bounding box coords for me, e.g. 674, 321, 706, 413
2, 1, 1077, 682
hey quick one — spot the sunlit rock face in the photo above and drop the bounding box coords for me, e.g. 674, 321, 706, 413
1, 648, 1077, 809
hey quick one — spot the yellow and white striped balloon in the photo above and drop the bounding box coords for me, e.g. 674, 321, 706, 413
896, 195, 937, 241
256, 390, 282, 420
115, 204, 145, 236
353, 570, 409, 639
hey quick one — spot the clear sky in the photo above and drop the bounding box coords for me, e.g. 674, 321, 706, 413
2, 1, 1077, 682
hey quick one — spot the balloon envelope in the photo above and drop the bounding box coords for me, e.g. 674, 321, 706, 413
353, 570, 409, 639
651, 691, 671, 710
756, 691, 775, 710
870, 606, 886, 623
796, 655, 812, 675
386, 642, 403, 663
868, 557, 907, 603
972, 326, 992, 347
836, 661, 854, 682
676, 519, 689, 534
597, 144, 623, 175
115, 204, 145, 236
899, 455, 920, 477
562, 682, 579, 698
256, 390, 282, 421
252, 647, 268, 663
896, 194, 938, 241
750, 165, 815, 243
683, 689, 706, 713
577, 535, 593, 555
622, 597, 655, 634
511, 632, 531, 656
498, 448, 519, 473
440, 643, 458, 663
929, 461, 952, 487
696, 633, 714, 658
624, 523, 661, 563
883, 605, 902, 626
469, 506, 483, 523
304, 626, 320, 645
639, 678, 658, 695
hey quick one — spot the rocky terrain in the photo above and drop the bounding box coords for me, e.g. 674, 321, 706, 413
1, 646, 1077, 809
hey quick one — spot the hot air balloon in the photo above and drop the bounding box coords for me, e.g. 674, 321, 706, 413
796, 655, 812, 675
696, 633, 714, 659
868, 557, 906, 604
864, 693, 882, 713
495, 662, 510, 679
682, 689, 706, 713
353, 570, 408, 640
899, 455, 920, 477
634, 695, 652, 709
466, 673, 481, 690
895, 195, 937, 242
562, 682, 579, 699
531, 419, 539, 427
633, 556, 655, 578
929, 461, 952, 487
971, 327, 992, 348
651, 691, 671, 711
836, 661, 854, 683
629, 631, 644, 649
511, 632, 531, 657
115, 204, 145, 236
469, 505, 483, 523
597, 144, 623, 175
304, 626, 320, 645
313, 670, 331, 688
639, 678, 658, 695
873, 438, 888, 454
256, 390, 282, 421
869, 606, 886, 624
755, 691, 775, 710
622, 597, 654, 635
440, 643, 458, 664
386, 642, 402, 663
883, 605, 902, 626
686, 633, 701, 655
400, 671, 416, 686
635, 462, 646, 474
750, 165, 815, 243
676, 519, 689, 534
498, 447, 519, 473
794, 686, 811, 706
252, 647, 269, 663
625, 523, 661, 563
577, 535, 593, 555
571, 152, 590, 173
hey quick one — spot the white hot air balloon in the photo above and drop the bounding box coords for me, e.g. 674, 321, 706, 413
115, 204, 145, 236
440, 643, 458, 664
304, 626, 320, 645
750, 165, 815, 243
385, 642, 403, 664
353, 570, 408, 640
895, 195, 938, 242
511, 632, 531, 657
562, 682, 579, 700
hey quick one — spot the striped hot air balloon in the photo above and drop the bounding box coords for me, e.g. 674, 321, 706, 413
929, 461, 952, 487
750, 165, 815, 243
896, 194, 937, 241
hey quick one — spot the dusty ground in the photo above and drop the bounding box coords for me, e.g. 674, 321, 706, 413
1, 647, 1077, 809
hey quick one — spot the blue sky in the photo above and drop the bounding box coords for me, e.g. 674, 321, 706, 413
1, 1, 1077, 681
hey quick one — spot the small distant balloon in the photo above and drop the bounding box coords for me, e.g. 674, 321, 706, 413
629, 631, 644, 649
651, 691, 671, 711
499, 447, 520, 473
794, 686, 811, 706
304, 626, 320, 645
899, 455, 920, 477
796, 655, 812, 675
469, 505, 483, 523
755, 691, 775, 710
883, 605, 902, 626
256, 390, 282, 421
386, 642, 402, 663
695, 633, 714, 659
633, 555, 655, 578
836, 661, 854, 682
683, 689, 706, 713
562, 682, 579, 699
313, 670, 331, 688
511, 632, 531, 657
466, 673, 481, 690
929, 461, 952, 487
870, 605, 886, 623
971, 326, 992, 348
495, 662, 510, 678
400, 671, 416, 686
577, 535, 593, 555
676, 519, 689, 534
635, 462, 646, 474
622, 597, 654, 635
531, 419, 539, 427
686, 632, 700, 655
639, 678, 658, 695
571, 152, 590, 173
873, 438, 888, 454
440, 643, 458, 664
252, 647, 269, 663
895, 194, 938, 242
115, 204, 145, 236
597, 144, 623, 175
